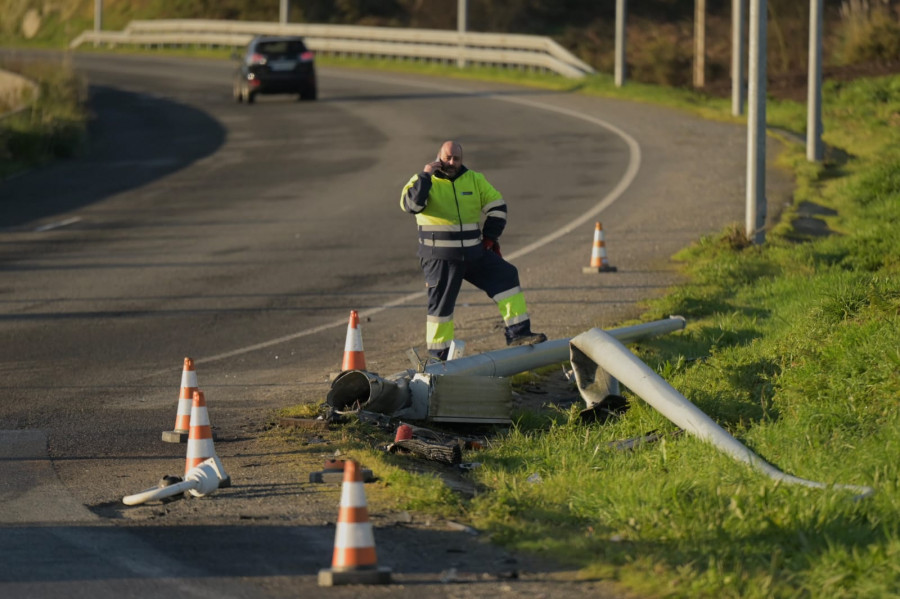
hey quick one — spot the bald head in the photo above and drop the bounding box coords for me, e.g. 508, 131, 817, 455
439, 141, 462, 159
437, 141, 463, 177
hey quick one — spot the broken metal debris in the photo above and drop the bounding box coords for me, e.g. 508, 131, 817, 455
327, 318, 688, 424
389, 438, 462, 465
608, 429, 683, 451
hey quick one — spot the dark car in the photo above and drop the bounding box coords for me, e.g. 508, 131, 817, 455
233, 36, 317, 104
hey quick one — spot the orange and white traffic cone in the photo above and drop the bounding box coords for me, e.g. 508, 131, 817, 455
341, 310, 367, 371
582, 221, 618, 273
318, 460, 391, 586
162, 357, 198, 443
185, 390, 231, 488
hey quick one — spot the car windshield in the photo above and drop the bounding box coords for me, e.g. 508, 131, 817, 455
255, 40, 307, 58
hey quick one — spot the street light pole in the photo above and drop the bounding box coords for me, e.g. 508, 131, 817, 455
746, 0, 767, 245
615, 0, 627, 87
732, 0, 745, 116
93, 0, 102, 47
807, 0, 824, 162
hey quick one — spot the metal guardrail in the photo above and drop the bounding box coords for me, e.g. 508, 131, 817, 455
68, 19, 595, 79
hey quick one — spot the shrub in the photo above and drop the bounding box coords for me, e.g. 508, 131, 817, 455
833, 3, 900, 66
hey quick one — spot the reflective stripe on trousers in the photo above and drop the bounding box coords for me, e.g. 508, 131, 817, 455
426, 314, 454, 352
492, 286, 528, 326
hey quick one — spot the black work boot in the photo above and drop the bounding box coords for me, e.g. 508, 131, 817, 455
428, 348, 449, 361
506, 331, 548, 347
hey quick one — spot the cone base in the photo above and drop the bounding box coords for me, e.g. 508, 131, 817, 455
318, 566, 392, 586
183, 474, 231, 490
582, 265, 618, 273
309, 468, 374, 484
163, 430, 218, 443
161, 430, 189, 443
162, 431, 218, 443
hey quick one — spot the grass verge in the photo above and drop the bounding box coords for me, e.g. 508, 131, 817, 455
0, 54, 88, 179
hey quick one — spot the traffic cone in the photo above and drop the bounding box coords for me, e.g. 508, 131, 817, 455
318, 460, 392, 586
582, 221, 618, 273
162, 357, 198, 443
185, 390, 231, 488
341, 310, 367, 371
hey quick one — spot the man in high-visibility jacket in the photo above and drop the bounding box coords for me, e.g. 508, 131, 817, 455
400, 140, 546, 360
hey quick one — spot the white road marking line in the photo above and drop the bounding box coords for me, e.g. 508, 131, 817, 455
33, 216, 82, 232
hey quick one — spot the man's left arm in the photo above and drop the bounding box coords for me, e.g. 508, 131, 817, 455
478, 175, 507, 242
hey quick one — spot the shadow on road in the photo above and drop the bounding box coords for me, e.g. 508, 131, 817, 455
0, 522, 577, 584
0, 85, 226, 230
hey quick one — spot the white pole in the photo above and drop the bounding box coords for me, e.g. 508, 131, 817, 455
732, 0, 745, 116
569, 328, 874, 500
458, 0, 467, 68
807, 0, 824, 162
425, 318, 686, 378
615, 0, 626, 87
280, 0, 289, 25
746, 0, 767, 245
94, 0, 102, 47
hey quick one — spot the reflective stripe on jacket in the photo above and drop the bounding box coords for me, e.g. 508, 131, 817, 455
400, 166, 507, 260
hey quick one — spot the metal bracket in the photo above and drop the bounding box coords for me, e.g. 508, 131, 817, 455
406, 347, 426, 372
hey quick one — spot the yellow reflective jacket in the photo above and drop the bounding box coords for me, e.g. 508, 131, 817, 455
400, 166, 507, 259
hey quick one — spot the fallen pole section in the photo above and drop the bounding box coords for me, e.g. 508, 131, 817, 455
327, 316, 687, 418
423, 316, 686, 378
569, 327, 875, 500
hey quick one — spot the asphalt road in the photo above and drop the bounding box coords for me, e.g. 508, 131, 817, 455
0, 51, 793, 598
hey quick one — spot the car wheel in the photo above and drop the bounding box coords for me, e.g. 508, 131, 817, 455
239, 82, 255, 105
299, 85, 317, 101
